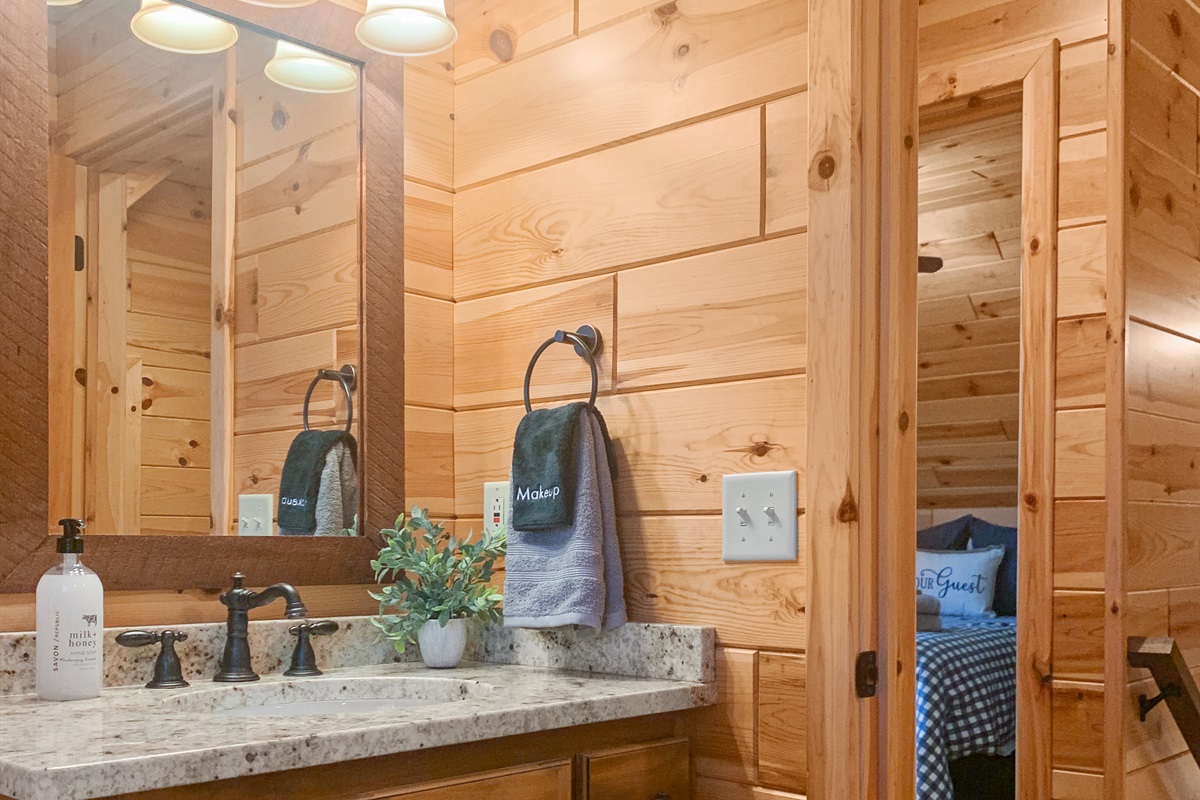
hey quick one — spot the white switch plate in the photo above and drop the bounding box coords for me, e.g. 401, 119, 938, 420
238, 494, 274, 536
722, 471, 798, 561
483, 481, 510, 535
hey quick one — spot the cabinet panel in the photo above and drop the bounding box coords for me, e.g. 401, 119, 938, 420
584, 738, 690, 800
387, 760, 572, 800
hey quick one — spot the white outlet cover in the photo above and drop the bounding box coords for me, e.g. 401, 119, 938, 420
238, 494, 274, 536
483, 481, 510, 535
722, 471, 798, 562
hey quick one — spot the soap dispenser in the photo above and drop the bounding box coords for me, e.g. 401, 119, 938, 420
36, 519, 104, 701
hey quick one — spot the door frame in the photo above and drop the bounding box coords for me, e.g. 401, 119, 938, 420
806, 13, 1061, 795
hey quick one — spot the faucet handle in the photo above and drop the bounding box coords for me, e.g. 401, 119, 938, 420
115, 630, 190, 689
285, 620, 339, 677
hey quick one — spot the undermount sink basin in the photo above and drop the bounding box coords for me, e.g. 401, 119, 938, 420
160, 676, 493, 717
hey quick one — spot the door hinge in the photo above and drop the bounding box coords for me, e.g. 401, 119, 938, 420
856, 650, 878, 698
74, 236, 85, 272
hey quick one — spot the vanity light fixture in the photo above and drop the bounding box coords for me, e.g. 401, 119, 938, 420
355, 0, 457, 57
265, 41, 359, 93
46, 0, 83, 7
130, 0, 239, 55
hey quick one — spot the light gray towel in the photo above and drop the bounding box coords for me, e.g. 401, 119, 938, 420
916, 592, 941, 616
314, 441, 358, 536
504, 409, 627, 630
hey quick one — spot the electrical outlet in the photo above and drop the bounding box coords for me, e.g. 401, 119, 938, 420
483, 481, 510, 534
238, 494, 274, 536
722, 471, 798, 561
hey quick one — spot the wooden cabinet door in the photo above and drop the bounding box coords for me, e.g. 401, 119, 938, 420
582, 738, 689, 800
386, 760, 572, 800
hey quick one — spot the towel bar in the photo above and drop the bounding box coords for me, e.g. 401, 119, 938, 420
523, 325, 601, 413
303, 364, 356, 433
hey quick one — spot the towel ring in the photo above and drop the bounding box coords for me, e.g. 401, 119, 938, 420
303, 364, 357, 434
523, 325, 601, 413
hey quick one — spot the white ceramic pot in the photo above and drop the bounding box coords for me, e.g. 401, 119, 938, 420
417, 618, 467, 669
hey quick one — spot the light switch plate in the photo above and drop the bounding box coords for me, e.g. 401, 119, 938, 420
483, 481, 510, 535
238, 494, 274, 536
722, 471, 798, 561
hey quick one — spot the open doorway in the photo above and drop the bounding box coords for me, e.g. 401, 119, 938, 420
914, 110, 1023, 800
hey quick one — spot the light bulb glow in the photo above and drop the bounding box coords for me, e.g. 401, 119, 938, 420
238, 0, 317, 7
355, 0, 457, 57
265, 41, 359, 94
47, 0, 84, 7
130, 0, 239, 55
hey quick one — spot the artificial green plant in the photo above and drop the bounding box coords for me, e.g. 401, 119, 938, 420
370, 507, 506, 654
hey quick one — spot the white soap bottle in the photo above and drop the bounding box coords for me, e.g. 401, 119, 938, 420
36, 519, 104, 701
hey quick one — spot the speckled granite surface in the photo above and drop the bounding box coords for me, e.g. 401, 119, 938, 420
0, 618, 714, 800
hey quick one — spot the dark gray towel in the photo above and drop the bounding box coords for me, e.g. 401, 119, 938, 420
510, 402, 588, 530
278, 430, 356, 534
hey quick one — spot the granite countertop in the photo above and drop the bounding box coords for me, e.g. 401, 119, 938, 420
0, 620, 716, 800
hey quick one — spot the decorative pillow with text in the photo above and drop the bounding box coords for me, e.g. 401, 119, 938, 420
915, 546, 1005, 618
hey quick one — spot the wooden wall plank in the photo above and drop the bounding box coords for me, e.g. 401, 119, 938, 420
454, 0, 807, 186
236, 68, 358, 166
757, 652, 807, 793
1125, 502, 1200, 592
1058, 131, 1107, 228
1126, 43, 1199, 171
452, 0, 575, 80
1127, 412, 1200, 504
234, 329, 345, 434
1053, 590, 1106, 681
1054, 500, 1107, 590
403, 67, 454, 190
687, 648, 758, 783
403, 406, 456, 518
454, 110, 762, 298
1057, 223, 1107, 318
1059, 39, 1108, 139
1052, 681, 1106, 773
454, 276, 615, 408
1056, 316, 1107, 409
141, 366, 209, 421
621, 516, 805, 650
1126, 230, 1200, 341
141, 465, 209, 517
1127, 321, 1200, 423
142, 417, 209, 469
764, 94, 808, 235
404, 182, 454, 300
1124, 752, 1200, 800
1055, 408, 1107, 498
405, 294, 454, 409
1125, 141, 1200, 261
617, 235, 806, 391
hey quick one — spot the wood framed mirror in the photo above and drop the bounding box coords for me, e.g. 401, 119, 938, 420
0, 0, 405, 593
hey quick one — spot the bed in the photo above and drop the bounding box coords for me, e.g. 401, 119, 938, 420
916, 616, 1017, 800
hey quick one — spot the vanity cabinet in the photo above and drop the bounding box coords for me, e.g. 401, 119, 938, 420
581, 738, 690, 800
383, 760, 573, 800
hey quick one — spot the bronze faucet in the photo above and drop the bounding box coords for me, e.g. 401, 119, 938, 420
214, 573, 307, 682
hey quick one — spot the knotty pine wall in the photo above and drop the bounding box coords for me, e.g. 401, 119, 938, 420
1112, 0, 1200, 794
448, 2, 809, 798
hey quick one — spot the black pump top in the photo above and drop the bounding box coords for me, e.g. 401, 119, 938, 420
56, 518, 85, 554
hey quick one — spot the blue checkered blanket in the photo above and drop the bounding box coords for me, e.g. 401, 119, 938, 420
916, 616, 1017, 800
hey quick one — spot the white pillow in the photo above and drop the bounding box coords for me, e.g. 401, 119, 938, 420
915, 546, 1005, 618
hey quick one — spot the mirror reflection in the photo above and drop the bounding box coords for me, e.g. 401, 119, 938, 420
46, 0, 364, 537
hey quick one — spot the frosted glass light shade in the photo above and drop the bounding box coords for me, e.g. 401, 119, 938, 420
238, 0, 317, 7
47, 0, 84, 7
130, 0, 238, 55
355, 0, 457, 57
265, 41, 359, 94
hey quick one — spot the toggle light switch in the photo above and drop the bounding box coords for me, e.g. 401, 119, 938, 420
721, 471, 798, 561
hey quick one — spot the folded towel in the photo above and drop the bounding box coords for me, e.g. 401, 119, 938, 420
314, 440, 358, 535
916, 592, 941, 616
917, 614, 943, 633
504, 407, 627, 630
510, 402, 588, 531
278, 430, 357, 535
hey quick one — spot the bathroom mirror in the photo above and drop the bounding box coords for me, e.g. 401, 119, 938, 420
1, 0, 406, 591
47, 1, 364, 538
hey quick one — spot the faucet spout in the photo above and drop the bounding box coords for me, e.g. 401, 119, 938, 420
214, 574, 307, 682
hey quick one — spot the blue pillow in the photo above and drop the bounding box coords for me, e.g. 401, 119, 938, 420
970, 518, 1018, 617
917, 515, 973, 551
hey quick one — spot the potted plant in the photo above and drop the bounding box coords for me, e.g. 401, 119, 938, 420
370, 508, 506, 669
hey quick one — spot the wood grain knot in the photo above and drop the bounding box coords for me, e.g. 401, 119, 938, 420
655, 1, 679, 20
110, 386, 119, 395
898, 410, 910, 433
188, 440, 199, 448
141, 376, 153, 387
1023, 492, 1038, 511
1108, 43, 1117, 55
271, 103, 290, 132
217, 90, 227, 112
837, 481, 858, 523
178, 457, 189, 467
141, 399, 153, 410
74, 368, 86, 386
1129, 183, 1141, 209
1028, 236, 1040, 254
904, 134, 914, 150
489, 29, 514, 62
1170, 10, 1183, 36
817, 155, 836, 180
1164, 193, 1175, 214
676, 43, 690, 58
1111, 602, 1120, 615
698, 474, 708, 483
